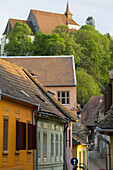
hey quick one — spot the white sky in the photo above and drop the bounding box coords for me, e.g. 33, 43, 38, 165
0, 0, 113, 41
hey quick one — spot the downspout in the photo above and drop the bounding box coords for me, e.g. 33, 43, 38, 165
99, 136, 110, 170
33, 104, 40, 170
87, 144, 91, 170
63, 119, 70, 170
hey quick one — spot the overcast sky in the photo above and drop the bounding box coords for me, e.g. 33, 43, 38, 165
0, 0, 113, 41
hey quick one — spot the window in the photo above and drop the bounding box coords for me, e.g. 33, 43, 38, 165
43, 132, 47, 158
60, 134, 62, 156
51, 133, 54, 157
56, 134, 58, 157
38, 132, 40, 158
57, 91, 70, 105
16, 121, 26, 150
83, 150, 86, 165
3, 117, 8, 151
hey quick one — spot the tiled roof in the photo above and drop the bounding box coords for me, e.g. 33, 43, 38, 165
72, 133, 87, 145
0, 59, 77, 121
98, 105, 113, 129
3, 19, 36, 35
31, 9, 79, 34
81, 96, 103, 126
3, 56, 76, 86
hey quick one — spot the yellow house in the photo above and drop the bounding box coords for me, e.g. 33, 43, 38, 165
72, 133, 87, 169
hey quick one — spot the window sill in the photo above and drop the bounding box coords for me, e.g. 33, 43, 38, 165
2, 151, 9, 155
62, 104, 70, 106
27, 150, 32, 154
15, 151, 20, 155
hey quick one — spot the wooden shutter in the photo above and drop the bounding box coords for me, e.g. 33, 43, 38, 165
3, 118, 8, 151
28, 123, 36, 150
16, 121, 26, 150
104, 92, 107, 115
107, 84, 112, 111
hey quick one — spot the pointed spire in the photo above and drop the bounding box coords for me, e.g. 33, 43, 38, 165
64, 1, 72, 19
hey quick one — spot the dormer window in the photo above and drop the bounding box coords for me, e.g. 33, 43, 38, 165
57, 91, 70, 105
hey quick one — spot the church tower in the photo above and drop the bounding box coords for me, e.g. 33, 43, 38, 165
64, 1, 73, 19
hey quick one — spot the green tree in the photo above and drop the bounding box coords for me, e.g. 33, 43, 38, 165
86, 16, 95, 27
4, 22, 32, 56
75, 25, 111, 86
76, 68, 100, 107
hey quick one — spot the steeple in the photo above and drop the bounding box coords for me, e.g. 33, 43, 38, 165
64, 1, 72, 19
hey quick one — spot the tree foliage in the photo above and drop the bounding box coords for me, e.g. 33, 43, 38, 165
86, 16, 95, 27
76, 68, 100, 107
4, 22, 32, 56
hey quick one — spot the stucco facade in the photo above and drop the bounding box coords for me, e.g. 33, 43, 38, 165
0, 98, 34, 170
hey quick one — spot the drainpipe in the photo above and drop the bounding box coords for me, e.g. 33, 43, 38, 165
99, 136, 110, 170
63, 119, 70, 170
87, 144, 91, 170
33, 104, 40, 170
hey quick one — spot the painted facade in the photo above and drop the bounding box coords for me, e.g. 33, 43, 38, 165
0, 98, 34, 170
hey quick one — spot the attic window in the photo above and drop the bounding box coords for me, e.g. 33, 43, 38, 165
21, 90, 30, 97
31, 73, 38, 78
35, 94, 45, 102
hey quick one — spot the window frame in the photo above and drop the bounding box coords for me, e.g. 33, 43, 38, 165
57, 91, 70, 105
3, 117, 8, 151
43, 132, 47, 158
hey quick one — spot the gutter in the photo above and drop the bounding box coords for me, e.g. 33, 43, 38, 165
96, 126, 113, 132
33, 105, 40, 170
63, 119, 70, 170
0, 90, 39, 107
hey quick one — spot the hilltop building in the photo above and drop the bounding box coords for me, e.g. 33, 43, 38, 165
1, 2, 80, 55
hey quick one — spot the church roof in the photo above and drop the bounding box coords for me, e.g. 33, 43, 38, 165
3, 19, 36, 35
30, 9, 79, 35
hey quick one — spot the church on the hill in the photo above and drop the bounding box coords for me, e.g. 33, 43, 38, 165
1, 2, 80, 55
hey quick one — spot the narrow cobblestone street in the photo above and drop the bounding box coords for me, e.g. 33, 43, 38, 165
89, 150, 106, 170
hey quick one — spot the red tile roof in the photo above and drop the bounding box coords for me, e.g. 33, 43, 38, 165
31, 9, 79, 34
3, 19, 35, 35
3, 56, 76, 86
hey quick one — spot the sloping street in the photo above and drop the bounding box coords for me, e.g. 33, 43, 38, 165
89, 150, 106, 170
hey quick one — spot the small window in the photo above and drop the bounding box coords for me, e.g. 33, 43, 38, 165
38, 132, 41, 158
60, 134, 63, 156
57, 91, 70, 105
43, 132, 47, 158
56, 134, 58, 157
51, 133, 54, 157
83, 150, 86, 165
3, 117, 8, 151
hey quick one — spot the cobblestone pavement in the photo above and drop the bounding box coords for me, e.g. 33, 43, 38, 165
88, 150, 106, 170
